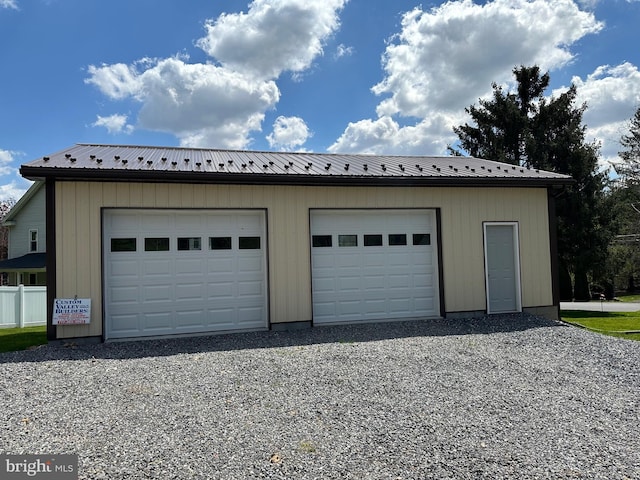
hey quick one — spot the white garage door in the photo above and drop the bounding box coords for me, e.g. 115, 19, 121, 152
103, 209, 267, 339
310, 209, 440, 324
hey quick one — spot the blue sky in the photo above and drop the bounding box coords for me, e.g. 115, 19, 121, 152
1, 0, 639, 200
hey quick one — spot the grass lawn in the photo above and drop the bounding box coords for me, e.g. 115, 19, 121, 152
0, 326, 47, 353
614, 294, 640, 303
561, 310, 640, 341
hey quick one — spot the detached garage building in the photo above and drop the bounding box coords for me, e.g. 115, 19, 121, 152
20, 144, 571, 342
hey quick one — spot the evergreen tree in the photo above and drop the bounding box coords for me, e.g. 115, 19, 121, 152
606, 106, 640, 294
615, 106, 640, 181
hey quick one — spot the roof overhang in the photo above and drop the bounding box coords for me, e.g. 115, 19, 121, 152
20, 166, 574, 188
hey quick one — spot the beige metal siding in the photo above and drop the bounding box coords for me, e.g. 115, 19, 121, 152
54, 182, 552, 339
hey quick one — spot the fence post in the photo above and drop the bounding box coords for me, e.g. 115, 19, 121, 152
18, 283, 25, 328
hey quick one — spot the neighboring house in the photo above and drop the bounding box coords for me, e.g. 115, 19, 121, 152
0, 181, 46, 286
20, 144, 572, 342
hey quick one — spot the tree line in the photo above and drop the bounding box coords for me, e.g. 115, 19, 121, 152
450, 65, 639, 301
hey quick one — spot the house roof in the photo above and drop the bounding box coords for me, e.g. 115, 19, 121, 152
2, 181, 44, 225
20, 144, 573, 188
0, 252, 46, 272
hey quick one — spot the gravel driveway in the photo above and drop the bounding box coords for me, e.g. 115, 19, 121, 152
1, 314, 639, 479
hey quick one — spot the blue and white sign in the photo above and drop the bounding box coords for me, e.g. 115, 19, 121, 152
53, 298, 91, 325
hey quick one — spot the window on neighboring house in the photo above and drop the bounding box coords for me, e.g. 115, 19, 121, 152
29, 230, 38, 252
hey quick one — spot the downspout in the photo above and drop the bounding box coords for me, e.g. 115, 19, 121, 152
547, 186, 561, 320
45, 178, 57, 341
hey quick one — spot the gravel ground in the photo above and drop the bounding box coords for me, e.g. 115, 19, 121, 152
1, 314, 639, 480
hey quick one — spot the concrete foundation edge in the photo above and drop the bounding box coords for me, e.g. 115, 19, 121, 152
445, 305, 559, 321
523, 305, 559, 320
270, 320, 312, 331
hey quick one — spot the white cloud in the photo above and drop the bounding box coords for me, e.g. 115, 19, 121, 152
374, 0, 601, 119
197, 0, 347, 80
575, 0, 598, 8
0, 181, 30, 202
86, 63, 142, 100
334, 44, 354, 59
87, 58, 280, 149
0, 0, 18, 9
554, 63, 640, 165
330, 114, 457, 155
87, 0, 346, 149
267, 116, 312, 151
0, 149, 17, 176
0, 150, 28, 201
572, 63, 640, 125
92, 114, 134, 135
331, 0, 603, 155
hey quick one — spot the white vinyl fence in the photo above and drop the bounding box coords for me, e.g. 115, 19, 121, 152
0, 285, 47, 328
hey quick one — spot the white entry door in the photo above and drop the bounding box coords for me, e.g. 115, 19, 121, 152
484, 222, 522, 314
103, 209, 268, 339
310, 209, 440, 324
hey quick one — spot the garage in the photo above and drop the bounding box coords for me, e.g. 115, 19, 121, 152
103, 209, 268, 339
20, 145, 571, 341
310, 209, 440, 324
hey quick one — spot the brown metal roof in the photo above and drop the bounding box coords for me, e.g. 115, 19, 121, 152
20, 144, 573, 187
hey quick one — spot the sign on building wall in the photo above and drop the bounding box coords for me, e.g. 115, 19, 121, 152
53, 298, 91, 325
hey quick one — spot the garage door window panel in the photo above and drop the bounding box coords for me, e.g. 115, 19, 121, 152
339, 235, 358, 247
239, 237, 261, 249
210, 237, 232, 250
413, 234, 431, 245
145, 237, 170, 251
178, 237, 201, 251
364, 234, 383, 246
388, 234, 407, 246
312, 235, 332, 247
111, 238, 137, 252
